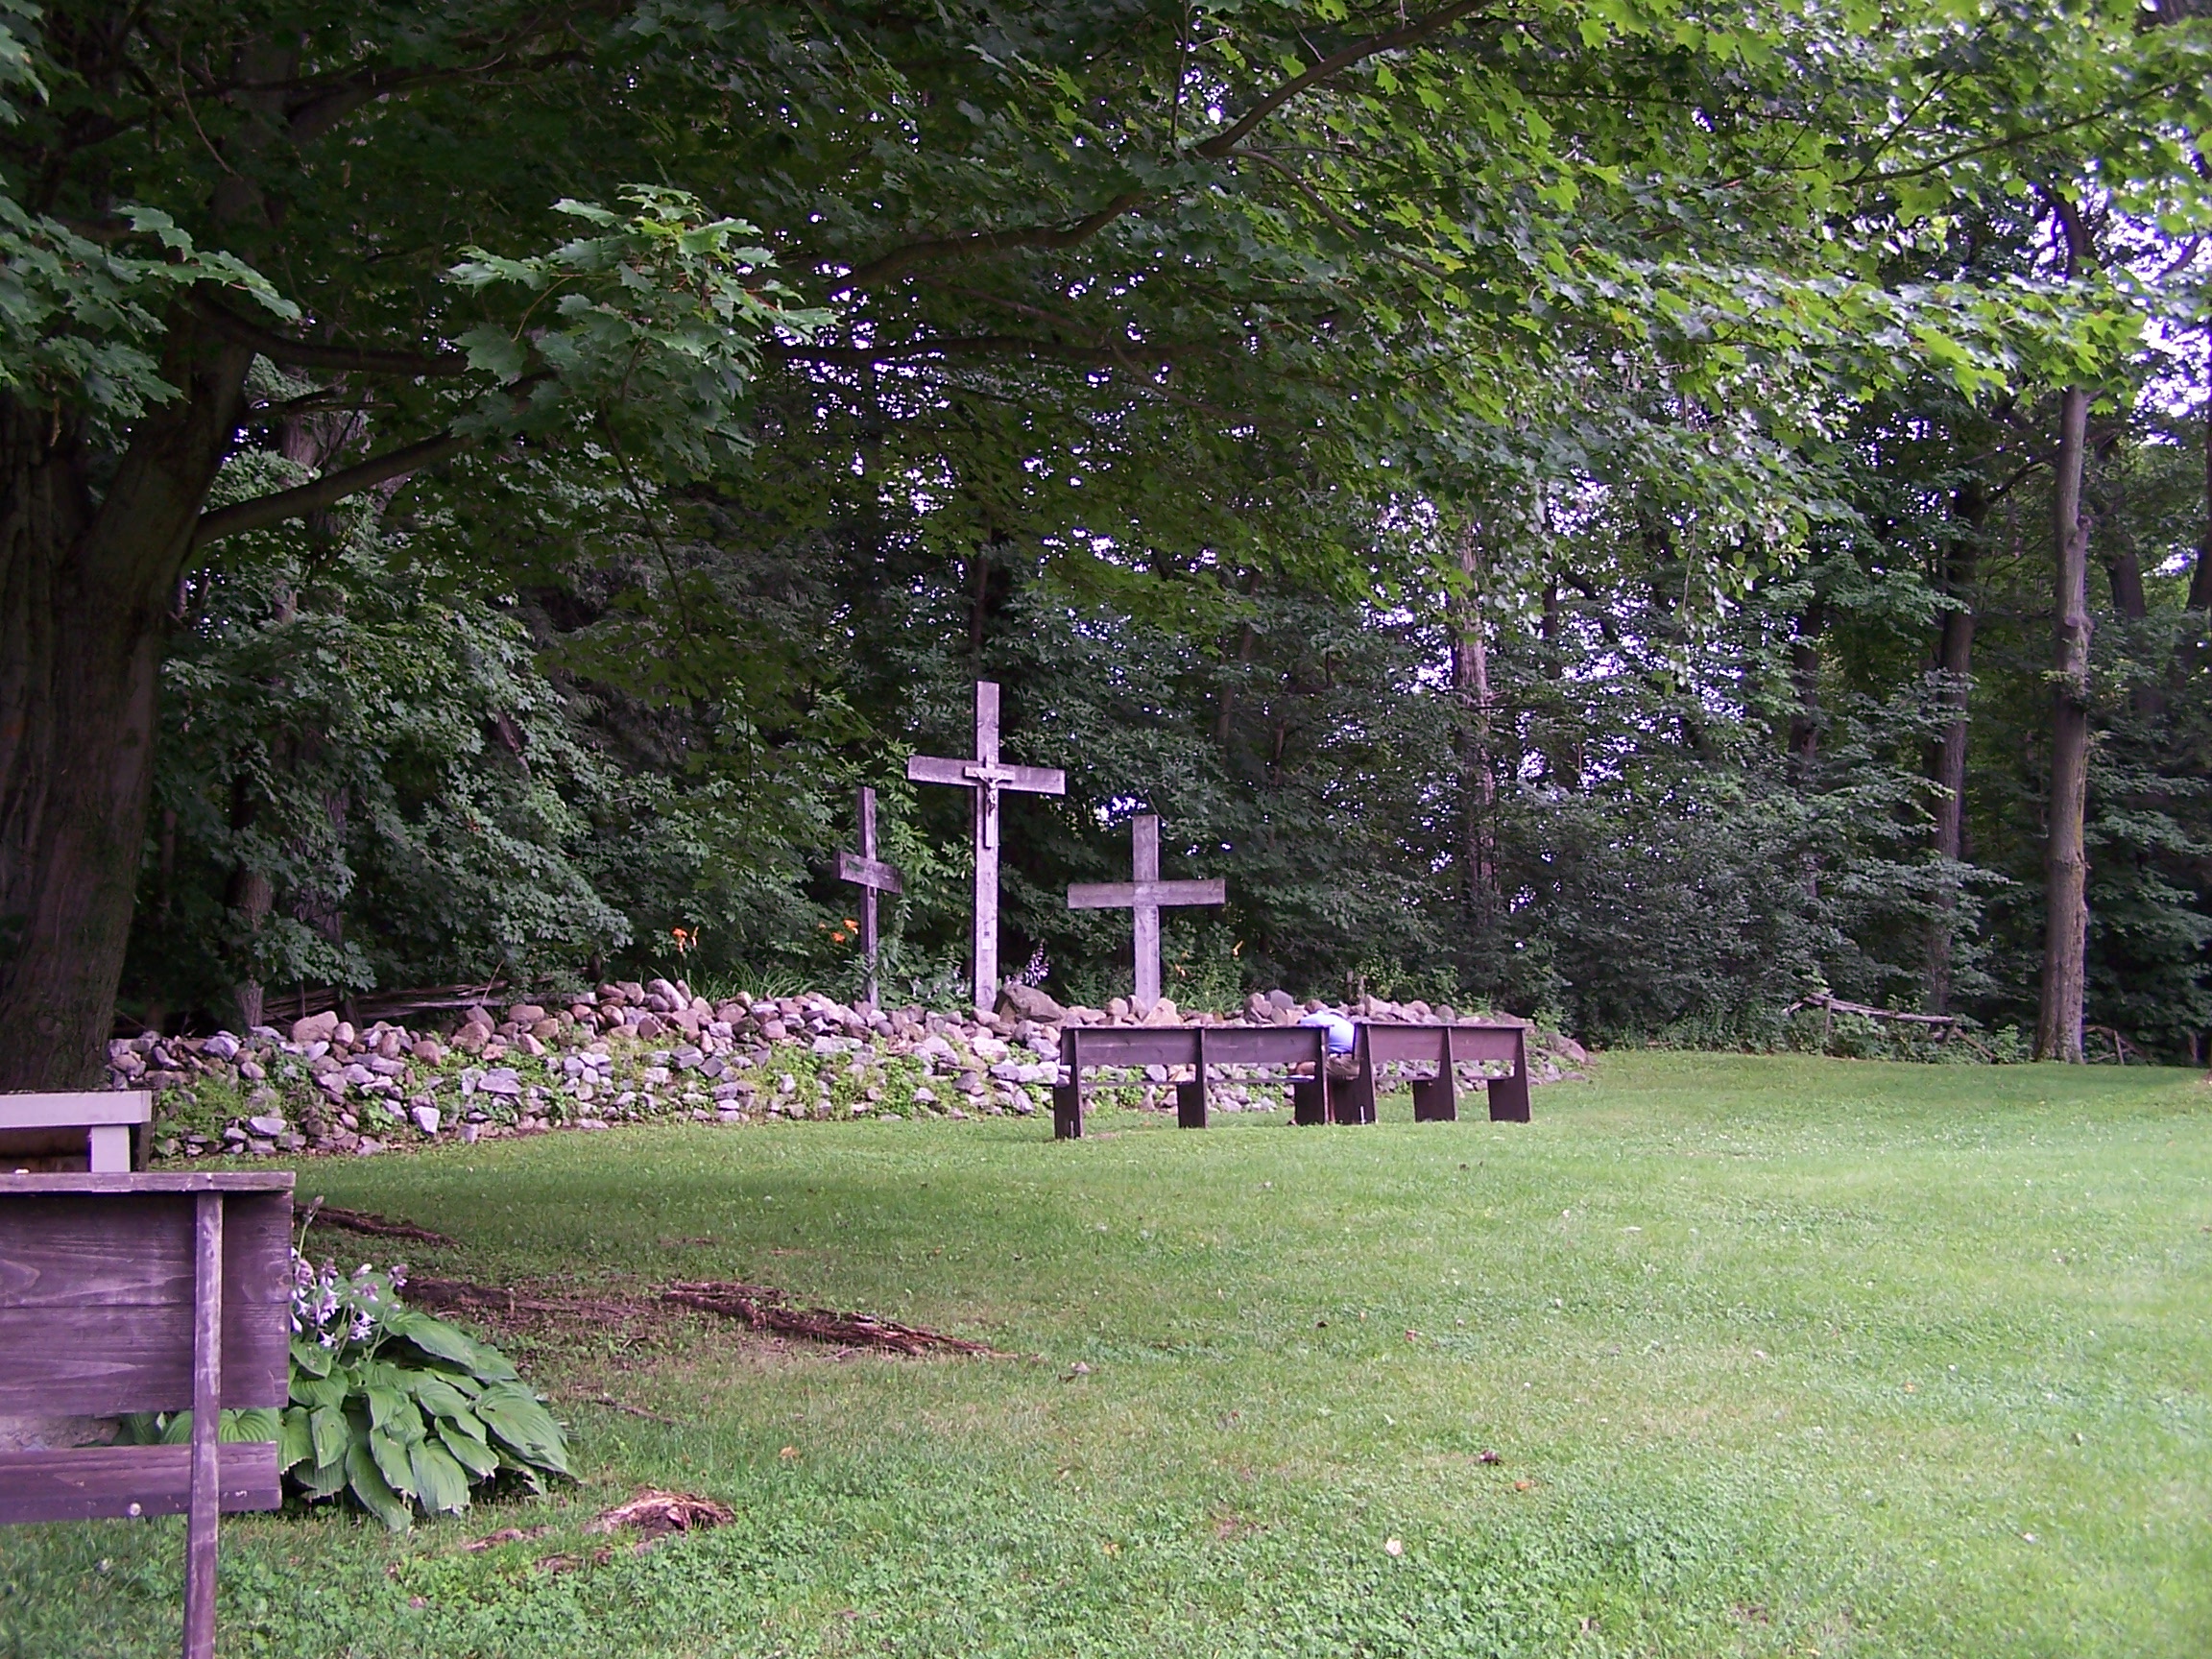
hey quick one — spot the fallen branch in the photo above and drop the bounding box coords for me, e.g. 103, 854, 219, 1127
1784, 992, 1962, 1028
661, 1281, 1004, 1358
303, 1199, 460, 1248
588, 1395, 680, 1425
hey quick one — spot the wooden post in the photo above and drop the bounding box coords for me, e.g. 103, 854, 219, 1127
1066, 815, 1225, 1014
906, 683, 1066, 1012
835, 786, 903, 1009
182, 1191, 223, 1659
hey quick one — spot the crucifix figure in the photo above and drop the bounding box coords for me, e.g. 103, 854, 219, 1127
835, 785, 903, 1008
907, 681, 1066, 1012
1067, 814, 1225, 1014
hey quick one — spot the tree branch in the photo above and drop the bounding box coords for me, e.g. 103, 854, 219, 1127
192, 297, 469, 378
191, 432, 472, 550
1191, 0, 1490, 159
768, 333, 1207, 369
835, 0, 1489, 292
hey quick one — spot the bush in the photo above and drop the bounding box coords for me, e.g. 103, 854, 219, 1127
279, 1253, 570, 1530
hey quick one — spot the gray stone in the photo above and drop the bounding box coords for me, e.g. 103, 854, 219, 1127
246, 1114, 288, 1138
410, 1104, 442, 1135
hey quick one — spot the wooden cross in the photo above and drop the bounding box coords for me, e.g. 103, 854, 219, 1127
906, 682, 1066, 1011
1067, 814, 1225, 1013
835, 786, 903, 1008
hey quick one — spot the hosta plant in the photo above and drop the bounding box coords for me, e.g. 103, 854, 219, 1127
281, 1253, 571, 1530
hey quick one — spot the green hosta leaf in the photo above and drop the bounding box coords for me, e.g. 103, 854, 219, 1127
290, 1338, 334, 1379
467, 1345, 519, 1384
437, 1418, 501, 1479
408, 1440, 472, 1516
298, 1454, 349, 1501
158, 1411, 193, 1445
222, 1407, 281, 1444
381, 1308, 484, 1369
474, 1383, 570, 1477
309, 1404, 350, 1470
291, 1374, 349, 1411
413, 1376, 477, 1420
347, 1441, 412, 1532
278, 1407, 314, 1472
368, 1426, 418, 1499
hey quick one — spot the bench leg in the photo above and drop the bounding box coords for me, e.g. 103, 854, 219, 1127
1486, 1070, 1531, 1123
1052, 1082, 1084, 1140
1176, 1075, 1208, 1129
87, 1123, 132, 1172
1410, 1072, 1457, 1122
1290, 1078, 1328, 1124
1333, 1069, 1375, 1125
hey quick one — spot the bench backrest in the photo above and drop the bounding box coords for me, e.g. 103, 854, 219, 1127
1357, 1022, 1526, 1067
0, 1175, 292, 1421
1061, 1025, 1326, 1069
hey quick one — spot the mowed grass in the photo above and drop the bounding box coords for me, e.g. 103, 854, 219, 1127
5, 1054, 2210, 1658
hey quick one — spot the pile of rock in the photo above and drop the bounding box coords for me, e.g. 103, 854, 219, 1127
108, 977, 1585, 1163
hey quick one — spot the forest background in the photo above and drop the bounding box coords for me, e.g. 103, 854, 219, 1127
12, 0, 2212, 1079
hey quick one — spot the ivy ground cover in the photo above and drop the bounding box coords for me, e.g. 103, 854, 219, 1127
4, 1054, 2208, 1657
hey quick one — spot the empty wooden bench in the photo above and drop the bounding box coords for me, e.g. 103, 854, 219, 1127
0, 1089, 152, 1171
1052, 1025, 1334, 1138
0, 1172, 294, 1659
1333, 1021, 1532, 1125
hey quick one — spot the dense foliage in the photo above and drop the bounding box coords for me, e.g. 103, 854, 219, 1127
9, 0, 2212, 1070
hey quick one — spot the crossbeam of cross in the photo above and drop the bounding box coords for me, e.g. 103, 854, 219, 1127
835, 786, 903, 1008
906, 682, 1066, 1011
1068, 814, 1225, 1013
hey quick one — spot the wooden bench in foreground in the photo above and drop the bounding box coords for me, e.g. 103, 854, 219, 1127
0, 1171, 294, 1659
1052, 1025, 1334, 1139
0, 1089, 152, 1172
1333, 1021, 1531, 1125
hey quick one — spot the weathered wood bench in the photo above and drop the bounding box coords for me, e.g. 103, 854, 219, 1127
1332, 1021, 1532, 1125
0, 1172, 294, 1659
0, 1090, 152, 1172
1052, 1025, 1334, 1138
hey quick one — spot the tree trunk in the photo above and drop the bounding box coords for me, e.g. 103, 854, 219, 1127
0, 325, 252, 1087
1924, 485, 1984, 1016
2036, 386, 2094, 1063
2191, 332, 2212, 612
1453, 526, 1500, 920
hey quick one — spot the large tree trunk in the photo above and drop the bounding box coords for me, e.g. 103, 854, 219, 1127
1924, 485, 1984, 1016
2036, 386, 2094, 1063
0, 327, 252, 1087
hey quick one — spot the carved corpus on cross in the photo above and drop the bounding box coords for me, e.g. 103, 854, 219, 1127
906, 682, 1066, 1012
835, 785, 903, 1008
1068, 814, 1225, 1014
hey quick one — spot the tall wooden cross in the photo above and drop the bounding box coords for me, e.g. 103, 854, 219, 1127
906, 682, 1066, 1012
835, 786, 902, 1008
1067, 814, 1225, 1013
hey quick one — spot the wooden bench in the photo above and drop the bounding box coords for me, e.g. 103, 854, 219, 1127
0, 1090, 152, 1172
1052, 1025, 1334, 1139
1332, 1022, 1532, 1125
0, 1172, 294, 1659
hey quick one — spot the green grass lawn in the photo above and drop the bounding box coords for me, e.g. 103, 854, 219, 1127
5, 1054, 2210, 1658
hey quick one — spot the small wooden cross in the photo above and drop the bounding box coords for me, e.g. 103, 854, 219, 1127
835, 786, 903, 1008
906, 682, 1066, 1012
1067, 814, 1225, 1013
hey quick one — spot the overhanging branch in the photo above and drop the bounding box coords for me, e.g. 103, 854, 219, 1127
835, 0, 1488, 292
193, 297, 469, 378
191, 432, 472, 549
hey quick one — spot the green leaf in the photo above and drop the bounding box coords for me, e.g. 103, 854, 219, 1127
277, 1407, 314, 1472
437, 1418, 501, 1479
297, 1454, 349, 1501
369, 1425, 418, 1499
347, 1441, 413, 1532
413, 1376, 478, 1420
222, 1407, 281, 1444
290, 1338, 334, 1379
309, 1404, 351, 1470
291, 1374, 349, 1411
382, 1307, 484, 1369
409, 1440, 472, 1515
473, 1383, 571, 1477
